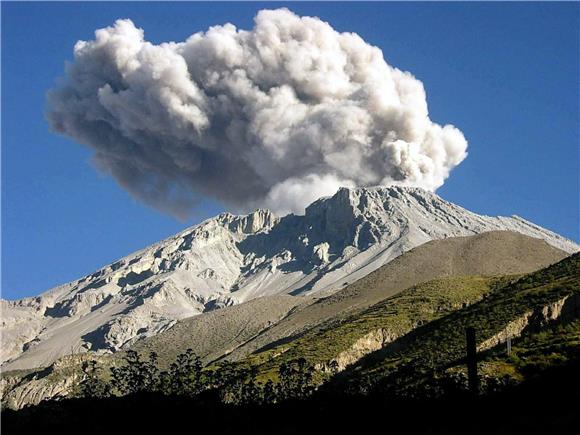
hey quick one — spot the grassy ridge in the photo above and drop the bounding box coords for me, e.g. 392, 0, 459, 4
334, 253, 580, 394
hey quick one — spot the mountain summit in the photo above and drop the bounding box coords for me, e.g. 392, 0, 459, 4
2, 186, 577, 369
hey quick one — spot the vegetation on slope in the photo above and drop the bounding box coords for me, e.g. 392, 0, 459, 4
238, 275, 515, 380
331, 253, 580, 396
477, 319, 580, 382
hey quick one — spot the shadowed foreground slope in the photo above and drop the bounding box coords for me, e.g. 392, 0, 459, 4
3, 359, 578, 435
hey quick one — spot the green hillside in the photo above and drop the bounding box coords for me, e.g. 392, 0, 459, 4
330, 253, 580, 396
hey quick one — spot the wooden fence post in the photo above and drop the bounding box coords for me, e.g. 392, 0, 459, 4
466, 327, 478, 395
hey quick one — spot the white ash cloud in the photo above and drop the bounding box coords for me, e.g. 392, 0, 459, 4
47, 8, 468, 217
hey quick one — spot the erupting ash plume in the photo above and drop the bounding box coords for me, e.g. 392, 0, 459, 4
47, 8, 468, 217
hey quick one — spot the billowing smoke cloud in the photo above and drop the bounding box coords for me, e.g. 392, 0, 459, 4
47, 8, 467, 217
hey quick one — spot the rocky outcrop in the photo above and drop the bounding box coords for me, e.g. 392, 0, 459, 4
318, 328, 402, 373
226, 209, 279, 235
478, 293, 580, 352
0, 354, 95, 410
1, 373, 74, 411
312, 243, 330, 264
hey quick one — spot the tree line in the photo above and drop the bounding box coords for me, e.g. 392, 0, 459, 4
74, 349, 317, 405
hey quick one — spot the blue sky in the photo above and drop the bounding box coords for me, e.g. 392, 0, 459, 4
2, 2, 579, 300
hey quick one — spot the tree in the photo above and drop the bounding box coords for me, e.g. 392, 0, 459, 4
77, 359, 110, 399
262, 380, 277, 404
160, 349, 203, 396
110, 350, 159, 395
277, 358, 315, 400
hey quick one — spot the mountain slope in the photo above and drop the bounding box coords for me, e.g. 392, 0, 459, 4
116, 231, 566, 370
220, 231, 571, 362
2, 186, 577, 370
128, 295, 310, 367
108, 231, 568, 372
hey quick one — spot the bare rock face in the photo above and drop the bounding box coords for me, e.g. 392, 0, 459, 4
0, 354, 102, 410
322, 328, 401, 373
1, 370, 75, 410
2, 186, 578, 370
478, 293, 580, 351
312, 243, 330, 264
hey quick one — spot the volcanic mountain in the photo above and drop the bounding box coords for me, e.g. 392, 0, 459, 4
1, 186, 577, 370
